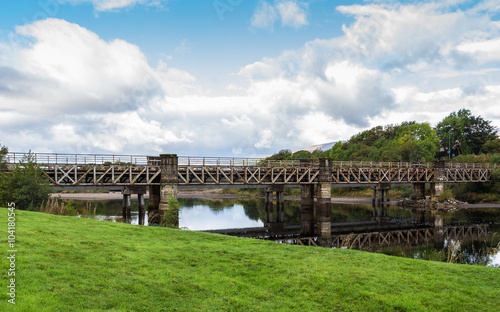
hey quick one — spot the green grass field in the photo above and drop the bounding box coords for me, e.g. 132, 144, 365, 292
1, 208, 499, 311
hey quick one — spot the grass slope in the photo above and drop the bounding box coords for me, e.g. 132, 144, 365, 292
1, 208, 499, 311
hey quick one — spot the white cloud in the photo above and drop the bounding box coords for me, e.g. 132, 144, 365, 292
457, 37, 500, 63
276, 1, 308, 28
3, 18, 160, 116
250, 2, 278, 29
66, 0, 167, 12
251, 1, 308, 30
241, 1, 500, 137
254, 129, 273, 149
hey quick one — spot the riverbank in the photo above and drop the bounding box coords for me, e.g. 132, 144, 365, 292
1, 207, 499, 311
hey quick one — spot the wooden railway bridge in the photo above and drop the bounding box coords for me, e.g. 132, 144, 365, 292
4, 152, 496, 237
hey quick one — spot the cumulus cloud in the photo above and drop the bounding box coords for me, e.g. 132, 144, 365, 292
0, 19, 198, 154
251, 1, 308, 29
3, 18, 163, 115
241, 1, 500, 138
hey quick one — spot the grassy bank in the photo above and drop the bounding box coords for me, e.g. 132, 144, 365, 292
1, 209, 499, 311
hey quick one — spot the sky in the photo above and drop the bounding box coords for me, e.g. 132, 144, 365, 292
0, 0, 499, 157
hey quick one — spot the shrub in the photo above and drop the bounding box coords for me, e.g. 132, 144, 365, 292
438, 189, 454, 201
490, 154, 500, 164
0, 152, 53, 210
161, 196, 180, 227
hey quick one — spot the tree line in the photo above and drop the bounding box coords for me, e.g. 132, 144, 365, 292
268, 109, 500, 163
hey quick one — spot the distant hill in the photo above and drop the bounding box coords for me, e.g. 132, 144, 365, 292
293, 142, 338, 153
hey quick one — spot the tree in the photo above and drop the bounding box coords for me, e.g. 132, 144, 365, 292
267, 149, 292, 160
379, 140, 402, 162
436, 109, 496, 156
396, 122, 439, 161
482, 137, 500, 154
291, 150, 311, 160
0, 151, 53, 210
329, 141, 345, 160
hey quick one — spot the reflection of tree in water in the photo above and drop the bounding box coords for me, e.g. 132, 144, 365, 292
68, 199, 134, 216
178, 198, 302, 224
178, 199, 417, 225
240, 199, 263, 222
331, 205, 375, 222
448, 208, 500, 224
241, 199, 302, 224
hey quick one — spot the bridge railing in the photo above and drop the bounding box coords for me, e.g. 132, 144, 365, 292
178, 157, 311, 167
177, 158, 444, 168
4, 152, 155, 166
446, 162, 497, 169
4, 152, 497, 169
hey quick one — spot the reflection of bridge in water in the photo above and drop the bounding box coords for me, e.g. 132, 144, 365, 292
278, 224, 488, 249
5, 153, 496, 238
205, 206, 489, 249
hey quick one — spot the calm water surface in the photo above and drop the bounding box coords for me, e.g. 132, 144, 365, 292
73, 197, 500, 267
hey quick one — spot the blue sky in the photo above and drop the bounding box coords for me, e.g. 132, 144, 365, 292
0, 0, 499, 157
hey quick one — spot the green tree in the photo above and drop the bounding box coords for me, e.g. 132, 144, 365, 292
0, 152, 53, 210
436, 109, 496, 156
267, 149, 292, 160
395, 122, 439, 161
291, 150, 311, 160
482, 137, 500, 154
329, 141, 345, 160
379, 140, 402, 162
350, 144, 372, 160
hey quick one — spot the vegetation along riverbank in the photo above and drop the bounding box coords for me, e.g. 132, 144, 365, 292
1, 208, 499, 311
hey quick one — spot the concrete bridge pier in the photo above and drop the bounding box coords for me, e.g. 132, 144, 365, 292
431, 161, 445, 201
373, 184, 391, 205
411, 183, 426, 200
138, 194, 145, 226
148, 185, 160, 225
431, 183, 444, 201
316, 159, 333, 246
155, 154, 178, 226
122, 194, 131, 223
122, 185, 147, 224
316, 183, 332, 238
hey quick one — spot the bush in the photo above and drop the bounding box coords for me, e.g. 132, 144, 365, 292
0, 152, 53, 210
490, 154, 500, 164
438, 189, 454, 201
161, 196, 180, 227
